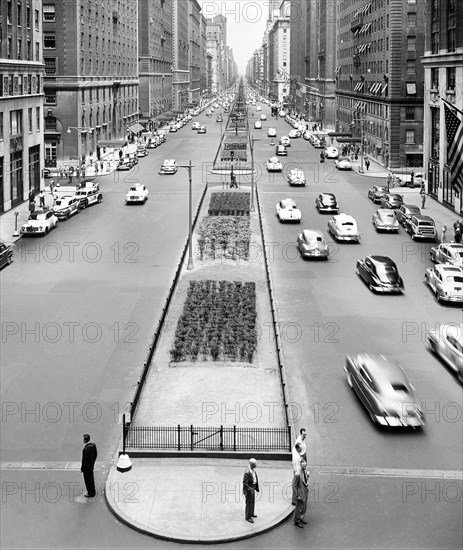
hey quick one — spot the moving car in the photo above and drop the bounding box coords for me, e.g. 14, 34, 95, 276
395, 204, 421, 228
216, 115, 223, 122
368, 185, 389, 203
20, 210, 58, 236
380, 193, 404, 210
160, 159, 178, 174
0, 242, 13, 269
287, 169, 306, 186
254, 120, 262, 129
297, 229, 329, 260
335, 156, 352, 170
372, 209, 400, 233
197, 125, 207, 134
356, 255, 404, 293
192, 122, 200, 130
324, 146, 339, 159
425, 264, 463, 303
169, 124, 178, 132
267, 127, 277, 137
73, 187, 103, 209
315, 193, 339, 213
406, 215, 438, 241
279, 136, 291, 147
52, 196, 80, 220
266, 157, 283, 172
344, 354, 425, 428
427, 323, 463, 383
275, 198, 302, 223
328, 213, 360, 242
275, 144, 288, 156
125, 184, 149, 204
288, 129, 302, 139
429, 243, 463, 267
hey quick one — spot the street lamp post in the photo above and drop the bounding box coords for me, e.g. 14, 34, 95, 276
179, 160, 194, 270
67, 126, 93, 185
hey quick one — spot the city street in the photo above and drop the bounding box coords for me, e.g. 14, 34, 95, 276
1, 102, 462, 549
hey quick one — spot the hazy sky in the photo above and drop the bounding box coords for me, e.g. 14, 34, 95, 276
198, 0, 270, 74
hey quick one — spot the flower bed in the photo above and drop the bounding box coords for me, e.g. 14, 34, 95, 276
170, 280, 257, 363
197, 216, 250, 261
208, 192, 250, 216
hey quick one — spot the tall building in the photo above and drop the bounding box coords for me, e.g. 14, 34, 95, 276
206, 18, 224, 94
336, 0, 426, 169
138, 0, 173, 130
1, 0, 44, 212
268, 1, 290, 103
422, 0, 463, 214
172, 0, 190, 109
188, 0, 201, 104
42, 1, 139, 171
200, 13, 208, 99
289, 0, 307, 114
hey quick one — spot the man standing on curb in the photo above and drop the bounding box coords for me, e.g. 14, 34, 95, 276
295, 428, 307, 462
81, 434, 97, 498
294, 460, 309, 528
291, 442, 302, 505
243, 458, 259, 523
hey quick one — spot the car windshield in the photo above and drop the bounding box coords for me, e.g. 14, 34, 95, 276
418, 221, 434, 227
391, 383, 409, 393
446, 276, 463, 283
29, 213, 45, 220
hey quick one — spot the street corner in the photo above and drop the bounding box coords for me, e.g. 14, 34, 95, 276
104, 457, 295, 543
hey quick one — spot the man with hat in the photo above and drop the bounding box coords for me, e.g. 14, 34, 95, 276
242, 458, 259, 523
81, 434, 97, 498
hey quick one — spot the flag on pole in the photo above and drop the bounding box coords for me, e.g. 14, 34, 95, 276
444, 103, 463, 194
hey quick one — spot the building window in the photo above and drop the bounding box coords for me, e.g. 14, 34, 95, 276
7, 37, 12, 59
10, 110, 22, 135
431, 68, 439, 89
407, 60, 415, 74
44, 58, 56, 75
17, 37, 22, 58
431, 32, 439, 54
45, 117, 56, 131
26, 5, 30, 27
44, 32, 55, 49
405, 129, 415, 143
35, 42, 40, 61
0, 112, 3, 140
36, 107, 40, 131
447, 28, 456, 53
17, 3, 22, 26
407, 13, 416, 26
406, 83, 416, 95
407, 36, 416, 51
431, 0, 439, 19
7, 1, 12, 25
45, 141, 57, 167
28, 108, 33, 132
447, 67, 456, 90
27, 39, 31, 60
35, 9, 39, 30
43, 5, 56, 22
45, 92, 57, 104
10, 150, 24, 207
405, 106, 415, 120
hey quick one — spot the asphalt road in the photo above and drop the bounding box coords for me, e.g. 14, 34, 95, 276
1, 100, 462, 549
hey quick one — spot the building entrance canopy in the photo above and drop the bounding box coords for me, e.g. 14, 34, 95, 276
336, 137, 362, 143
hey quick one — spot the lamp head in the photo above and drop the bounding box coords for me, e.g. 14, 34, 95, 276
67, 127, 71, 133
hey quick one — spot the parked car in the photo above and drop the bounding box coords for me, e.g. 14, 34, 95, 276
266, 157, 283, 172
372, 209, 400, 233
192, 122, 201, 130
427, 323, 463, 383
279, 136, 291, 147
335, 156, 352, 170
216, 115, 223, 122
368, 185, 389, 203
287, 169, 306, 186
117, 159, 132, 171
380, 193, 404, 210
324, 146, 339, 159
254, 120, 262, 129
260, 114, 267, 120
197, 125, 207, 134
297, 229, 329, 260
256, 106, 262, 111
0, 241, 13, 269
328, 213, 360, 242
267, 127, 277, 137
20, 210, 58, 236
288, 129, 302, 139
425, 264, 463, 303
303, 130, 312, 141
398, 172, 424, 188
406, 215, 438, 241
344, 354, 425, 428
160, 159, 178, 174
356, 255, 404, 293
52, 196, 80, 220
395, 204, 421, 228
430, 243, 463, 267
73, 187, 103, 209
275, 144, 288, 156
275, 198, 302, 223
315, 193, 339, 214
136, 148, 148, 158
125, 184, 149, 204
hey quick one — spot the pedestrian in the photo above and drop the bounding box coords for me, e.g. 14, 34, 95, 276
49, 179, 54, 194
28, 189, 35, 203
320, 151, 325, 163
38, 190, 45, 209
420, 183, 426, 209
100, 162, 104, 174
295, 428, 307, 463
81, 434, 97, 498
242, 458, 259, 523
28, 199, 36, 217
95, 163, 99, 175
410, 170, 415, 187
365, 156, 370, 171
454, 220, 462, 243
293, 460, 309, 528
292, 442, 302, 505
68, 167, 73, 183
441, 224, 447, 243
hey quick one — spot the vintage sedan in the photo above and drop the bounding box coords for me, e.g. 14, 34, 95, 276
266, 157, 283, 172
427, 323, 463, 383
357, 255, 404, 293
275, 198, 302, 223
344, 354, 425, 428
372, 209, 400, 233
288, 129, 302, 139
287, 169, 306, 186
425, 264, 463, 303
396, 204, 421, 227
160, 159, 178, 174
380, 193, 404, 210
315, 193, 339, 214
216, 115, 223, 122
267, 127, 277, 137
297, 229, 329, 260
368, 185, 389, 203
197, 125, 207, 134
20, 210, 58, 236
328, 213, 360, 242
429, 243, 463, 267
192, 121, 201, 130
73, 188, 103, 209
324, 146, 339, 159
0, 242, 13, 269
335, 156, 352, 170
116, 159, 132, 171
275, 144, 288, 156
279, 136, 291, 147
303, 130, 312, 141
254, 120, 262, 129
52, 196, 80, 220
125, 184, 149, 204
136, 147, 149, 158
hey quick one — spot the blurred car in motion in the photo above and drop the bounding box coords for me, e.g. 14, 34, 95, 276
427, 323, 463, 383
324, 146, 339, 159
356, 255, 404, 293
267, 127, 277, 137
0, 242, 13, 268
288, 129, 302, 139
266, 157, 283, 172
279, 136, 291, 147
297, 229, 329, 260
197, 125, 207, 134
275, 144, 287, 156
275, 198, 302, 223
372, 209, 400, 233
425, 264, 463, 303
254, 120, 262, 129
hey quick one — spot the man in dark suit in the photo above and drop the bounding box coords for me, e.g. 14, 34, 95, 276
81, 434, 97, 498
242, 458, 259, 523
294, 460, 309, 528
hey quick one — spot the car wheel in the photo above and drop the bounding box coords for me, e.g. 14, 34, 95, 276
368, 283, 375, 292
97, 195, 102, 203
7, 255, 12, 265
45, 227, 49, 235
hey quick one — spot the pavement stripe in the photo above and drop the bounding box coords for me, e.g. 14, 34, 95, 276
0, 462, 104, 471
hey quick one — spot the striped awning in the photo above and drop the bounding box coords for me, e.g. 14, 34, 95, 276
362, 3, 371, 15
127, 123, 144, 133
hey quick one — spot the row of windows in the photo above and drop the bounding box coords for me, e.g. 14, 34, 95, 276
6, 1, 40, 30
430, 67, 457, 91
0, 73, 41, 97
0, 108, 41, 140
3, 35, 40, 61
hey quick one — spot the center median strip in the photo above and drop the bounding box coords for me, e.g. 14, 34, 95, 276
312, 465, 463, 480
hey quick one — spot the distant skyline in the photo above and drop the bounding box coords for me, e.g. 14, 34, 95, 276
199, 0, 270, 74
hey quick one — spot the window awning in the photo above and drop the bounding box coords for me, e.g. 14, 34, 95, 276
97, 140, 128, 147
382, 83, 388, 95
406, 83, 416, 95
127, 123, 144, 133
363, 22, 371, 33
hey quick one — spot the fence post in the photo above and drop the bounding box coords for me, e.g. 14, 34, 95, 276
122, 414, 126, 454
233, 425, 236, 451
220, 425, 223, 451
177, 424, 181, 451
287, 425, 292, 452
190, 424, 194, 451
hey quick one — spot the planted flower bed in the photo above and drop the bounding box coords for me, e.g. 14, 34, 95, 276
170, 280, 257, 363
208, 192, 250, 216
197, 216, 250, 261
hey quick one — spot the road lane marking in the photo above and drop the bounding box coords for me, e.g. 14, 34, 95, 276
0, 462, 104, 471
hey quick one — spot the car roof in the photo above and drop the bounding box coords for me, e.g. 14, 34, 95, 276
302, 229, 324, 240
163, 159, 176, 163
355, 354, 409, 390
436, 265, 463, 273
374, 185, 388, 190
377, 208, 395, 217
289, 168, 303, 174
439, 323, 463, 340
446, 243, 463, 250
369, 255, 396, 266
281, 198, 297, 207
402, 204, 421, 211
269, 157, 279, 162
320, 192, 336, 199
412, 215, 434, 222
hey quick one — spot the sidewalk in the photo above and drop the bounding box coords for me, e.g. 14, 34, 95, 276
105, 457, 294, 543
